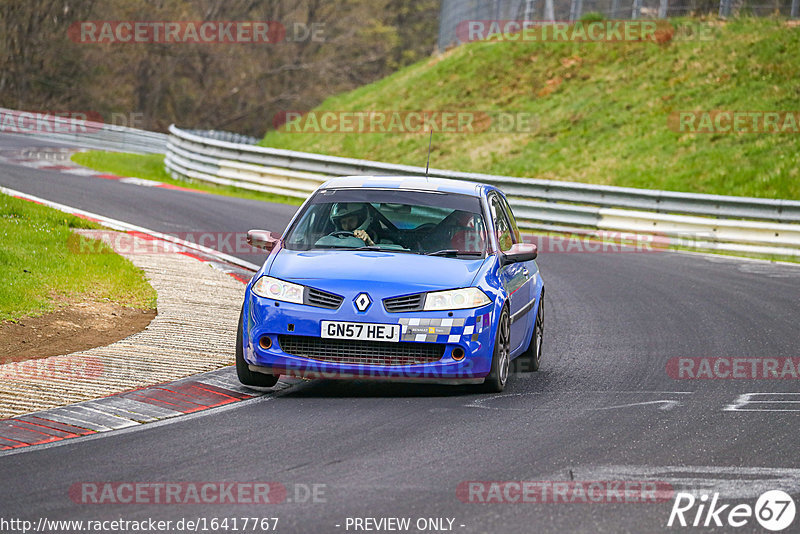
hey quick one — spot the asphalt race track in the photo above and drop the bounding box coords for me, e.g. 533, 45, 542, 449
2, 133, 800, 533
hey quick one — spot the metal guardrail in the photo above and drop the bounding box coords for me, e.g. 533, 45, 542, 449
183, 129, 259, 145
164, 124, 800, 256
3, 105, 794, 257
0, 108, 167, 154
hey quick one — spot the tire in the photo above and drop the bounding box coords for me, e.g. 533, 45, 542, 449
478, 306, 511, 393
519, 290, 544, 372
236, 307, 280, 388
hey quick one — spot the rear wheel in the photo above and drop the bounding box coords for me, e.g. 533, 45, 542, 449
236, 307, 280, 388
520, 290, 544, 372
478, 307, 511, 393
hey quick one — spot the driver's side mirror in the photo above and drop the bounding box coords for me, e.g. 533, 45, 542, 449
500, 243, 538, 265
247, 230, 281, 252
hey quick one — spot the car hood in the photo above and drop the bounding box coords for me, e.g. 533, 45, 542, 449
269, 249, 486, 290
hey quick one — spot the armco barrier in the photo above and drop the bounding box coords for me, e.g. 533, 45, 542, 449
0, 107, 166, 154
165, 125, 800, 257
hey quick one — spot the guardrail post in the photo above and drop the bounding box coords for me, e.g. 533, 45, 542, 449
719, 0, 732, 17
544, 0, 555, 20
658, 0, 669, 18
631, 0, 643, 19
524, 0, 536, 20
569, 0, 583, 21
792, 0, 799, 18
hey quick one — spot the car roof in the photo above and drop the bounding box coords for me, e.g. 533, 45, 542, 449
320, 175, 487, 197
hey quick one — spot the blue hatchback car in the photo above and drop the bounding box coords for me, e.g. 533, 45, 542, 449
237, 176, 544, 392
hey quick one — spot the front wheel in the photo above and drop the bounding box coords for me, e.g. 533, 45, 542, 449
478, 307, 511, 393
236, 307, 280, 388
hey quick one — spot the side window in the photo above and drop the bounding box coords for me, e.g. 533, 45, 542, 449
499, 195, 522, 243
489, 195, 514, 253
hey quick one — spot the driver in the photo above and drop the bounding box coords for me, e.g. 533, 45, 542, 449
330, 203, 376, 246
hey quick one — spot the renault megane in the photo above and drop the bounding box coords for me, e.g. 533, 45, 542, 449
237, 176, 544, 392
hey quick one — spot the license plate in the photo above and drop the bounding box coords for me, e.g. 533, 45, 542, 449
321, 321, 401, 342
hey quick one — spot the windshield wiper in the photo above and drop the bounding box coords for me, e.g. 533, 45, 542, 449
426, 249, 484, 257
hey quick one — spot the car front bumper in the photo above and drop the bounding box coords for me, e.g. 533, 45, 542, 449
242, 291, 497, 384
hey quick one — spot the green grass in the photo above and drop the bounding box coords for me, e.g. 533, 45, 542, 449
73, 152, 172, 183
260, 17, 800, 200
71, 151, 303, 206
0, 193, 157, 322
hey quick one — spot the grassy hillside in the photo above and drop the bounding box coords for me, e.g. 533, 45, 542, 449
261, 17, 800, 200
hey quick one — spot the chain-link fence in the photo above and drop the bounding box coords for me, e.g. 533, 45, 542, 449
438, 0, 799, 49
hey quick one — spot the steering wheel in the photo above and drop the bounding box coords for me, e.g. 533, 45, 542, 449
330, 231, 356, 238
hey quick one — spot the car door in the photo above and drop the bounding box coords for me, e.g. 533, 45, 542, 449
489, 193, 533, 354
499, 193, 538, 344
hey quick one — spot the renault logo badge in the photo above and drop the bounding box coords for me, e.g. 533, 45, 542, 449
354, 293, 371, 312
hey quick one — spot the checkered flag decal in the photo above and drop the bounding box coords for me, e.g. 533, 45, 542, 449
397, 313, 490, 343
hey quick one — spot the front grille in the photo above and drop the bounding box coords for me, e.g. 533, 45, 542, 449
305, 288, 344, 309
384, 293, 424, 313
278, 335, 445, 366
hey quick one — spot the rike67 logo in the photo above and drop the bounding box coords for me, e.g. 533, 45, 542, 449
668, 490, 796, 531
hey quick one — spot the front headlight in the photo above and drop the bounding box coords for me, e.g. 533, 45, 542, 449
252, 276, 304, 304
424, 288, 491, 311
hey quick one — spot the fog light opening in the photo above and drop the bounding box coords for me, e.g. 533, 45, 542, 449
452, 347, 465, 361
259, 336, 273, 350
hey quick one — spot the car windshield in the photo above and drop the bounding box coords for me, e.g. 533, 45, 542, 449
284, 188, 487, 257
